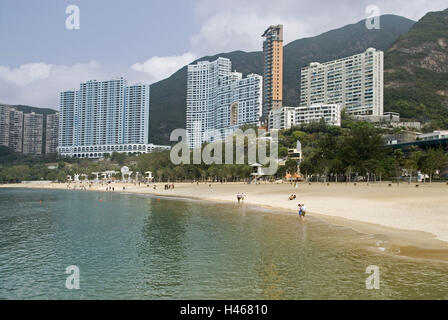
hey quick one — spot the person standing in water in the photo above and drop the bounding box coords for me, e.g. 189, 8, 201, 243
301, 204, 307, 217
298, 204, 303, 218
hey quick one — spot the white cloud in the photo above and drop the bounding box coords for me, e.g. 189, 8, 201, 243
0, 61, 103, 108
0, 63, 52, 87
131, 52, 197, 81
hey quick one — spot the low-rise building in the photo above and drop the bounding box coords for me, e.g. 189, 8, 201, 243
58, 143, 170, 159
296, 104, 341, 127
268, 106, 296, 130
417, 130, 448, 141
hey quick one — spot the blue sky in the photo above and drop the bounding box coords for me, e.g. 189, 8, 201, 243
0, 0, 197, 66
0, 0, 447, 109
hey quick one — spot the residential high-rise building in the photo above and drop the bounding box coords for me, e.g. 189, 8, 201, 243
216, 73, 262, 133
0, 105, 24, 153
1, 105, 59, 154
58, 78, 168, 158
262, 24, 283, 121
0, 105, 11, 148
75, 78, 127, 146
59, 90, 77, 147
186, 58, 263, 148
45, 113, 59, 154
300, 48, 384, 116
187, 58, 231, 149
9, 109, 24, 153
124, 84, 150, 144
23, 112, 43, 154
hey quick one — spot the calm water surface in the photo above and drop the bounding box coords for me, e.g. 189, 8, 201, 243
0, 188, 447, 299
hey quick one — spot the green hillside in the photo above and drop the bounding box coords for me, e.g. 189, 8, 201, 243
384, 9, 448, 129
149, 15, 415, 144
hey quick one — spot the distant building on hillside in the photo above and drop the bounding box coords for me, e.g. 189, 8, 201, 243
0, 105, 12, 148
268, 104, 341, 130
300, 48, 384, 116
0, 105, 24, 152
1, 104, 60, 155
417, 130, 448, 141
22, 112, 43, 154
296, 104, 341, 127
45, 113, 59, 154
353, 112, 422, 130
268, 107, 296, 130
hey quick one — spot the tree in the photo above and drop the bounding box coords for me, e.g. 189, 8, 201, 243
404, 149, 422, 184
392, 149, 404, 184
285, 159, 298, 175
111, 152, 126, 166
299, 160, 313, 181
421, 148, 448, 183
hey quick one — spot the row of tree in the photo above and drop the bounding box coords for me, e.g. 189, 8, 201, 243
1, 122, 447, 183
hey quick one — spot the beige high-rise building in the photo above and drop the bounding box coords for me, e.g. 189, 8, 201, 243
23, 112, 43, 154
0, 105, 24, 153
262, 24, 283, 121
45, 112, 59, 154
0, 105, 10, 147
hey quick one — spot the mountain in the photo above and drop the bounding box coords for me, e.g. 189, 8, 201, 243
384, 8, 448, 128
149, 15, 415, 144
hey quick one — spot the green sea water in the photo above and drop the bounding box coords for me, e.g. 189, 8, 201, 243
0, 188, 447, 300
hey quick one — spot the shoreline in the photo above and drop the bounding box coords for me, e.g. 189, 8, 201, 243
2, 181, 448, 262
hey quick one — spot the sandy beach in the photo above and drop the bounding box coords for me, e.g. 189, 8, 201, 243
2, 181, 448, 260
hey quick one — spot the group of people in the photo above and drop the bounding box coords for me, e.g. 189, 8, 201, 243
236, 192, 246, 203
164, 184, 175, 190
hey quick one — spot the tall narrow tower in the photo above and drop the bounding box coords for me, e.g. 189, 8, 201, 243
262, 24, 283, 122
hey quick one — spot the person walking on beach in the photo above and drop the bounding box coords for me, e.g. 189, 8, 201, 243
298, 204, 303, 219
301, 204, 307, 217
236, 193, 242, 203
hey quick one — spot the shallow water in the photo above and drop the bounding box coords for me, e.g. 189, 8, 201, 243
0, 188, 447, 299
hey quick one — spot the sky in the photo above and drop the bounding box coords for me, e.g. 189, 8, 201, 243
0, 0, 447, 109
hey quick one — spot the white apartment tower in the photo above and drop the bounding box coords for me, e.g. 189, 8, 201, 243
186, 57, 262, 148
58, 78, 167, 158
300, 48, 384, 116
